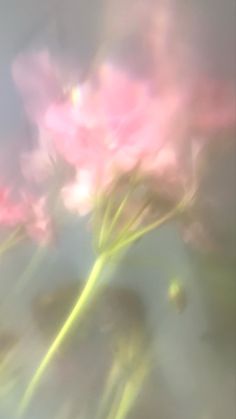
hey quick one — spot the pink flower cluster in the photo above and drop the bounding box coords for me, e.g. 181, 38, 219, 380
193, 79, 236, 135
0, 186, 25, 227
12, 50, 236, 218
13, 51, 191, 215
0, 184, 52, 245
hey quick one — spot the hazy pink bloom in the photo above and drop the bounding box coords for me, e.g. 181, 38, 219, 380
0, 186, 26, 227
0, 183, 53, 244
22, 194, 53, 245
12, 50, 62, 124
36, 60, 190, 217
97, 65, 152, 172
43, 84, 113, 182
12, 50, 193, 216
99, 63, 150, 122
44, 102, 82, 166
61, 160, 114, 216
194, 79, 236, 134
148, 146, 178, 176
182, 221, 220, 255
21, 147, 55, 182
98, 64, 189, 175
70, 83, 101, 128
45, 101, 109, 170
61, 170, 95, 216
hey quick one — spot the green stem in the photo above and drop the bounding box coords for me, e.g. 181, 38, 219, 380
0, 228, 24, 257
110, 198, 184, 256
106, 379, 126, 419
97, 173, 138, 251
97, 362, 121, 419
18, 253, 108, 416
98, 197, 113, 249
103, 190, 131, 247
115, 200, 150, 245
112, 359, 148, 419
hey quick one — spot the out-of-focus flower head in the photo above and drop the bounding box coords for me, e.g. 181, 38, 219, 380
97, 62, 190, 183
12, 50, 62, 124
61, 169, 95, 216
21, 146, 56, 183
0, 185, 25, 227
13, 41, 234, 224
11, 46, 192, 216
21, 193, 53, 245
0, 180, 53, 245
193, 79, 236, 137
42, 62, 189, 217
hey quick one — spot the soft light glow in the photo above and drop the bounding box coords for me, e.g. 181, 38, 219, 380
70, 86, 82, 106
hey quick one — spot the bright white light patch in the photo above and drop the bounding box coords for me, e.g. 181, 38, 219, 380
70, 86, 82, 106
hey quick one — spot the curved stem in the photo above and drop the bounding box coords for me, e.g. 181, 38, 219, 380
18, 253, 108, 416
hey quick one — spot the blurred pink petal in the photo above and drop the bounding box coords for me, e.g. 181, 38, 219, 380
0, 186, 26, 227
98, 63, 150, 139
21, 147, 55, 182
99, 63, 149, 118
45, 102, 106, 167
21, 194, 53, 245
38, 60, 190, 216
194, 79, 236, 134
11, 49, 197, 217
61, 170, 95, 216
12, 50, 62, 123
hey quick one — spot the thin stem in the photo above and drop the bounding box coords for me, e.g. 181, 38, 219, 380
100, 187, 134, 252
18, 253, 108, 416
110, 198, 184, 256
0, 228, 25, 257
106, 379, 126, 419
98, 197, 113, 249
97, 362, 121, 419
104, 191, 131, 245
115, 200, 150, 245
112, 359, 148, 419
97, 173, 138, 251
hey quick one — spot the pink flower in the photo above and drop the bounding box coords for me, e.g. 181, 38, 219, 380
98, 63, 150, 126
0, 183, 53, 245
45, 101, 112, 182
12, 50, 192, 216
21, 146, 55, 183
23, 195, 53, 245
98, 64, 189, 175
43, 85, 113, 189
61, 170, 95, 216
0, 186, 26, 227
12, 50, 62, 124
193, 79, 236, 135
37, 60, 189, 215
